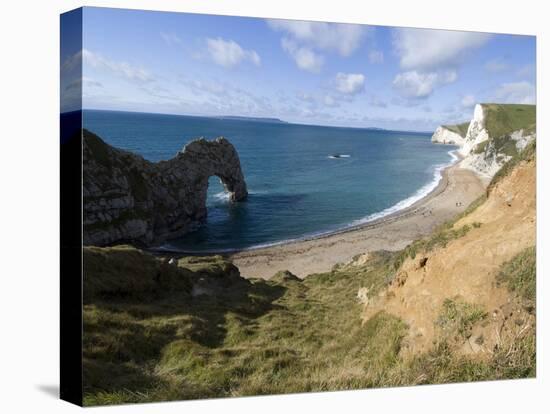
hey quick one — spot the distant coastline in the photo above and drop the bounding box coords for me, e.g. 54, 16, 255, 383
216, 115, 287, 124
81, 108, 433, 134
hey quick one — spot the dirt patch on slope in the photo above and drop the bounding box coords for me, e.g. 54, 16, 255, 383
363, 157, 536, 358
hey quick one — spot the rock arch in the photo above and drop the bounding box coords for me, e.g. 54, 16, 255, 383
83, 130, 247, 246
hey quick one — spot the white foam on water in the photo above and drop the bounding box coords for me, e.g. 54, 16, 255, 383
213, 191, 230, 202
350, 149, 458, 226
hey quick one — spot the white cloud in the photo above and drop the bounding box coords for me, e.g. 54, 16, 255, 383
281, 38, 324, 73
392, 70, 456, 99
393, 72, 437, 98
493, 81, 535, 104
323, 95, 339, 107
335, 72, 365, 95
484, 58, 508, 73
393, 28, 491, 71
82, 49, 153, 83
461, 94, 476, 108
206, 37, 261, 68
178, 77, 276, 117
368, 50, 384, 64
267, 19, 367, 57
160, 32, 182, 45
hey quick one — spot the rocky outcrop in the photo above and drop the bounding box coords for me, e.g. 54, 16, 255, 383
459, 104, 490, 157
433, 104, 536, 179
83, 129, 247, 246
431, 126, 466, 146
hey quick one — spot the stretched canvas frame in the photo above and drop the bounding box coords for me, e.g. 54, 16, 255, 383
60, 6, 536, 407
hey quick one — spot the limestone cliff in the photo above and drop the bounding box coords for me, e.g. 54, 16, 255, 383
83, 129, 247, 246
434, 103, 535, 179
431, 123, 468, 146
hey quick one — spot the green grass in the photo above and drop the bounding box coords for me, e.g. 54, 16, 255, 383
83, 239, 535, 405
496, 247, 536, 306
397, 334, 535, 385
442, 121, 470, 138
481, 104, 536, 139
436, 299, 487, 339
472, 104, 536, 158
83, 245, 193, 302
491, 134, 520, 158
473, 140, 489, 154
83, 245, 411, 404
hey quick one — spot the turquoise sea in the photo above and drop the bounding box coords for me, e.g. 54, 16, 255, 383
83, 109, 457, 251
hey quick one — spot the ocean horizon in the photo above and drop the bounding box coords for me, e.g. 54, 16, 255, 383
80, 108, 435, 134
83, 109, 457, 251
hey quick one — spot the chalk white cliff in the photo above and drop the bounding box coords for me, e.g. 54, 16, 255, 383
433, 103, 536, 180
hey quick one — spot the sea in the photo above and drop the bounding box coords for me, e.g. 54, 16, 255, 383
83, 109, 457, 252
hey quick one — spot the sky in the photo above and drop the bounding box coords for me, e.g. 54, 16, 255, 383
61, 7, 536, 131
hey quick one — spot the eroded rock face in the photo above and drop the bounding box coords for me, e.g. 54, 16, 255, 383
459, 104, 489, 157
83, 129, 247, 246
431, 126, 465, 146
459, 105, 536, 178
434, 104, 536, 180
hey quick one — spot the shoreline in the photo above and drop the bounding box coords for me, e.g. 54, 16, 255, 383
227, 162, 485, 279
156, 150, 461, 256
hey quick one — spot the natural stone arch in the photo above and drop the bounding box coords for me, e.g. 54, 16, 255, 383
167, 137, 248, 226
176, 136, 247, 201
83, 130, 247, 246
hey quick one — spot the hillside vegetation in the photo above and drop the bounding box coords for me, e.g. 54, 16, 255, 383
482, 103, 536, 138
442, 104, 535, 143
83, 143, 536, 406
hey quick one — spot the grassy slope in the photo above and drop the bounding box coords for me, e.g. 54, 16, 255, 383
83, 144, 536, 406
471, 104, 535, 158
481, 104, 536, 139
442, 104, 535, 141
442, 121, 470, 138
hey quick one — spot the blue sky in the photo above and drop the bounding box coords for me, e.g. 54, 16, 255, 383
62, 6, 536, 131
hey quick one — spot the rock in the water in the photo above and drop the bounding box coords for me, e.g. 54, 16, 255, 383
83, 129, 247, 246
